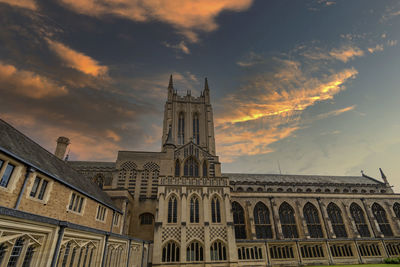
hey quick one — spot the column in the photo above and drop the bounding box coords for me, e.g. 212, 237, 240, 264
316, 198, 334, 238
361, 198, 381, 237
224, 189, 238, 263
295, 200, 309, 238
180, 188, 187, 263
202, 189, 211, 262
153, 190, 165, 265
269, 197, 283, 239
246, 200, 256, 239
341, 202, 358, 238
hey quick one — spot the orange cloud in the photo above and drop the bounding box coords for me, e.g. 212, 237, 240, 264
46, 39, 108, 77
59, 0, 254, 42
0, 0, 37, 10
302, 45, 364, 62
0, 62, 68, 99
367, 44, 384, 53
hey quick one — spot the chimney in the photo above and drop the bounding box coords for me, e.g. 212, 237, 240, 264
55, 137, 70, 160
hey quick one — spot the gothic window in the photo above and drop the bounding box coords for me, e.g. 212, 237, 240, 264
393, 203, 400, 218
237, 187, 243, 192
190, 196, 200, 223
247, 187, 254, 192
140, 213, 154, 225
254, 202, 273, 239
279, 202, 299, 238
372, 203, 393, 236
7, 237, 24, 267
175, 160, 180, 177
232, 202, 246, 239
210, 241, 227, 261
21, 245, 35, 267
303, 202, 323, 238
186, 241, 203, 262
178, 112, 185, 145
93, 174, 104, 189
350, 203, 370, 237
193, 113, 200, 144
202, 161, 208, 177
168, 195, 178, 223
327, 203, 347, 237
211, 196, 221, 223
162, 241, 180, 262
0, 244, 6, 266
62, 242, 71, 267
184, 157, 199, 177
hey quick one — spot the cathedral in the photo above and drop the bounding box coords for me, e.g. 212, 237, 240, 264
1, 76, 400, 267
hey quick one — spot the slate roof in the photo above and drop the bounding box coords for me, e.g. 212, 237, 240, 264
68, 161, 115, 170
0, 119, 118, 211
224, 173, 384, 186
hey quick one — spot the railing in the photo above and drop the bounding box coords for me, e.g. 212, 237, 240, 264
159, 176, 229, 187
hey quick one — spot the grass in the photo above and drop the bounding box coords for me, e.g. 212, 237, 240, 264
312, 265, 398, 267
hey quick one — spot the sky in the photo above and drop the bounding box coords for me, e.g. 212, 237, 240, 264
1, 0, 400, 190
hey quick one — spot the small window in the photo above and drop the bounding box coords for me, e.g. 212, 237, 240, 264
140, 213, 153, 225
96, 205, 107, 221
29, 177, 48, 200
113, 214, 120, 226
68, 193, 85, 213
0, 162, 15, 188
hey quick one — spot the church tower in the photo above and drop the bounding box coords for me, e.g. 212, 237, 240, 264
162, 75, 216, 156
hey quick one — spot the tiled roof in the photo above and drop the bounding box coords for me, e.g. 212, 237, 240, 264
0, 119, 117, 210
224, 173, 384, 185
68, 161, 115, 170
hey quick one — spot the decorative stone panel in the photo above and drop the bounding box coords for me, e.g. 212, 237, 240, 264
162, 226, 181, 242
186, 226, 204, 242
210, 226, 227, 241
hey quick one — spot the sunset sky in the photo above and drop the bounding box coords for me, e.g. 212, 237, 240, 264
1, 0, 400, 190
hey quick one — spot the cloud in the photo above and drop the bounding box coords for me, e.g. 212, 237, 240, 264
367, 44, 384, 53
0, 0, 37, 10
237, 52, 265, 67
388, 40, 398, 46
163, 41, 190, 54
59, 0, 254, 42
302, 45, 364, 62
315, 105, 356, 120
0, 61, 68, 99
46, 39, 108, 77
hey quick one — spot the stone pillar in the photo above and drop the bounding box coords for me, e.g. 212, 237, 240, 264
316, 198, 334, 238
224, 190, 238, 263
203, 189, 211, 262
269, 197, 283, 239
361, 198, 382, 237
384, 201, 400, 236
152, 190, 165, 265
246, 200, 256, 239
341, 202, 358, 238
295, 200, 309, 238
180, 188, 187, 263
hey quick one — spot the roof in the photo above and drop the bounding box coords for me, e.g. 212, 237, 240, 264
224, 173, 384, 186
0, 119, 118, 211
68, 161, 115, 170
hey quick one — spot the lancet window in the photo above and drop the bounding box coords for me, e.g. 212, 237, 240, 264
184, 157, 199, 177
186, 241, 203, 262
279, 202, 299, 238
211, 196, 221, 223
210, 241, 227, 261
372, 203, 393, 236
162, 241, 180, 262
190, 196, 200, 223
327, 203, 347, 237
178, 112, 185, 145
232, 202, 246, 239
175, 160, 180, 177
168, 195, 178, 223
393, 202, 400, 219
202, 161, 208, 177
350, 203, 370, 237
303, 202, 323, 238
193, 113, 199, 144
254, 202, 273, 239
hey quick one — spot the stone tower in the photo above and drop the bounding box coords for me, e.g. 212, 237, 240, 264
161, 75, 216, 156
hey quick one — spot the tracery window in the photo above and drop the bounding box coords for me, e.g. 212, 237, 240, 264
7, 237, 24, 267
0, 244, 6, 266
190, 196, 200, 223
210, 241, 227, 261
372, 203, 393, 236
168, 195, 178, 223
254, 202, 273, 239
303, 202, 323, 238
232, 202, 246, 239
140, 213, 154, 225
193, 113, 199, 145
350, 203, 370, 237
175, 160, 180, 177
162, 241, 180, 262
21, 245, 35, 267
178, 112, 185, 145
202, 161, 208, 177
211, 196, 221, 223
327, 203, 347, 237
186, 241, 203, 262
393, 202, 400, 218
184, 157, 199, 177
279, 202, 299, 238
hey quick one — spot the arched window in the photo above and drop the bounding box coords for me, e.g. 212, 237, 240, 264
178, 112, 185, 145
237, 187, 243, 192
210, 241, 227, 261
232, 202, 246, 239
202, 161, 208, 177
193, 113, 199, 144
175, 160, 180, 177
350, 203, 370, 237
7, 237, 24, 267
247, 187, 254, 192
184, 157, 199, 177
140, 213, 154, 225
254, 202, 273, 239
162, 241, 180, 262
327, 203, 347, 237
186, 241, 203, 262
93, 174, 104, 189
190, 196, 200, 223
211, 196, 221, 223
168, 195, 178, 223
279, 202, 299, 238
303, 202, 323, 238
372, 203, 393, 236
393, 203, 400, 219
22, 245, 35, 267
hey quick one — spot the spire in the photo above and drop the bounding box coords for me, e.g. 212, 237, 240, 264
379, 168, 389, 185
204, 77, 209, 91
168, 74, 173, 89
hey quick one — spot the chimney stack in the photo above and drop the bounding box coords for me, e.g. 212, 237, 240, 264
55, 136, 70, 160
